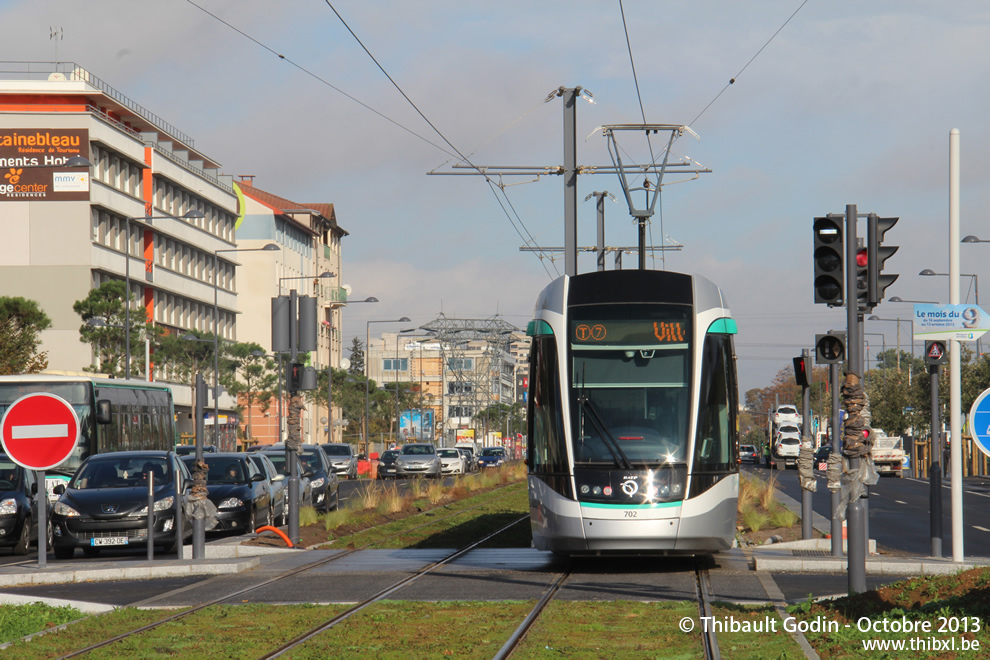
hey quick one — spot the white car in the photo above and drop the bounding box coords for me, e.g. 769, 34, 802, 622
773, 405, 802, 428
436, 448, 466, 475
774, 427, 802, 467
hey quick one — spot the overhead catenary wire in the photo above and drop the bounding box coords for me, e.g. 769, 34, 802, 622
689, 0, 809, 127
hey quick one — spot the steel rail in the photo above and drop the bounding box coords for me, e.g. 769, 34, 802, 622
54, 483, 526, 659
491, 567, 571, 659
695, 562, 721, 660
261, 514, 530, 659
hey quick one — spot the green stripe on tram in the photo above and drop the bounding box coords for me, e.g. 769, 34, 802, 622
581, 500, 682, 509
707, 318, 737, 335
526, 319, 554, 337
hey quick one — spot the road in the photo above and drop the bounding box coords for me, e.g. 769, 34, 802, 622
745, 464, 990, 557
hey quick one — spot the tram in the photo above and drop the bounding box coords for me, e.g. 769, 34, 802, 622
526, 269, 739, 555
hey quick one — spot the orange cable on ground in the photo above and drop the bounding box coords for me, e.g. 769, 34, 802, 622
255, 526, 293, 547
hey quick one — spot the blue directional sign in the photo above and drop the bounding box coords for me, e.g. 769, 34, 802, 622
967, 387, 990, 459
914, 304, 990, 342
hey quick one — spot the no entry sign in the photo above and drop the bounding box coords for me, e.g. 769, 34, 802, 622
0, 393, 80, 470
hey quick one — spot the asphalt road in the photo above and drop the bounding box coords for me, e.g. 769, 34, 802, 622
744, 464, 990, 557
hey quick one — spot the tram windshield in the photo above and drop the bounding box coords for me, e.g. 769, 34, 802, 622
569, 304, 691, 468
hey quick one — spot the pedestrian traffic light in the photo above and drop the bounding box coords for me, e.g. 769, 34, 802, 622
868, 214, 899, 307
813, 215, 844, 306
793, 355, 809, 388
287, 362, 304, 391
815, 332, 846, 364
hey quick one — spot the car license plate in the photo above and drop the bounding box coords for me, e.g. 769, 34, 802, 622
91, 537, 129, 546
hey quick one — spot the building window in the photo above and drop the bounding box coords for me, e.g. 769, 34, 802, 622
447, 382, 473, 395
383, 358, 408, 371
448, 358, 473, 371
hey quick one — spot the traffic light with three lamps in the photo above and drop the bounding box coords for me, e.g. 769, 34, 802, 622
868, 214, 899, 308
813, 215, 844, 306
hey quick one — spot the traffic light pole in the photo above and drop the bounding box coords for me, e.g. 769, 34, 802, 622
845, 203, 867, 595
930, 363, 943, 558
830, 362, 843, 557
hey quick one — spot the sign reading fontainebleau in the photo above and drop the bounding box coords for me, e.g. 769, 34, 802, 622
0, 128, 90, 201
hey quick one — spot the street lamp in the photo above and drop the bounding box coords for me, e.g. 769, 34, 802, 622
120, 210, 205, 378
366, 317, 411, 456
888, 296, 940, 304
867, 316, 914, 365
323, 296, 378, 443
212, 244, 280, 451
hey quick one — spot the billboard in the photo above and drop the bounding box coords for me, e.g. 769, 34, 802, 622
399, 409, 434, 443
0, 129, 90, 201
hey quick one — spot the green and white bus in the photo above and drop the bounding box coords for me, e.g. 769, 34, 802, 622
0, 375, 177, 494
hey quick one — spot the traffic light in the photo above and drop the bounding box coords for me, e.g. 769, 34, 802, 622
287, 362, 304, 391
815, 332, 846, 364
792, 355, 809, 388
925, 340, 948, 365
813, 216, 844, 306
855, 245, 869, 309
868, 214, 899, 307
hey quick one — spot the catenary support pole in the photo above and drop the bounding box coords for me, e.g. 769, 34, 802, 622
948, 128, 964, 562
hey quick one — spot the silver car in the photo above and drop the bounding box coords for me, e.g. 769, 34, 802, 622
395, 443, 441, 479
320, 443, 358, 480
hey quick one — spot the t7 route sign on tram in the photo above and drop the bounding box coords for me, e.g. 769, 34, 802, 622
0, 393, 80, 470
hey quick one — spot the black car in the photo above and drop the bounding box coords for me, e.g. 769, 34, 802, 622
254, 444, 339, 513
377, 450, 399, 480
50, 451, 192, 559
0, 454, 44, 555
174, 444, 217, 456
248, 453, 288, 526
182, 454, 272, 534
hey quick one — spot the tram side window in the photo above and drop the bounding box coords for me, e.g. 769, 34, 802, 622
528, 336, 568, 480
691, 333, 738, 497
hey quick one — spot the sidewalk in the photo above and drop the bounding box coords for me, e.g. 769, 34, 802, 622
751, 483, 990, 575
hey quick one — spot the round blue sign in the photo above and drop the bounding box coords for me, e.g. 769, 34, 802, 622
967, 387, 990, 459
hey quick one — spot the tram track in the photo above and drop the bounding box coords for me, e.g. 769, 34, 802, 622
695, 560, 721, 660
51, 485, 527, 659
492, 565, 571, 659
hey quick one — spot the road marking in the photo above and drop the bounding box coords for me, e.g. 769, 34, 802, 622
895, 500, 907, 505
11, 423, 68, 439
973, 526, 990, 533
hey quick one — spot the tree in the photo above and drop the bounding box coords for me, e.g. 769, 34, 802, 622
0, 297, 51, 374
73, 281, 148, 377
347, 336, 365, 375
223, 342, 278, 447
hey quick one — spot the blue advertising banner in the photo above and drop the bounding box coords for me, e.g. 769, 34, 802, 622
399, 409, 434, 443
913, 304, 990, 342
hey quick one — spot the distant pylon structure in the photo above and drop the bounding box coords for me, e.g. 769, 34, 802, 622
417, 313, 519, 443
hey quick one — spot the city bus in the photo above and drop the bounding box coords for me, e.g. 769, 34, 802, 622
0, 375, 177, 494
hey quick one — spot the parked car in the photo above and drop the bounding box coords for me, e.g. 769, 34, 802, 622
181, 454, 272, 534
50, 451, 192, 559
254, 444, 338, 512
455, 448, 475, 472
249, 447, 314, 511
437, 448, 466, 475
395, 443, 441, 479
174, 444, 217, 456
0, 454, 44, 555
477, 446, 507, 469
248, 453, 288, 526
739, 444, 759, 464
377, 450, 400, 480
773, 405, 802, 428
320, 443, 358, 480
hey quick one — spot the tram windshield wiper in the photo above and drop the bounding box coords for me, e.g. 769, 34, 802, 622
578, 395, 633, 470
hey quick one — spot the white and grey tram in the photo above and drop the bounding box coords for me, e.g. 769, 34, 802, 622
526, 269, 739, 555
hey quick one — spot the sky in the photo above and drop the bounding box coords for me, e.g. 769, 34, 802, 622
4, 1, 990, 395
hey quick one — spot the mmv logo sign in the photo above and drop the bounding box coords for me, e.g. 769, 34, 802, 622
52, 171, 90, 192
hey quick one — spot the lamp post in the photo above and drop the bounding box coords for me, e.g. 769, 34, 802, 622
323, 296, 378, 443
920, 268, 981, 356
213, 244, 279, 451
121, 210, 205, 378
366, 317, 411, 456
867, 316, 914, 367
